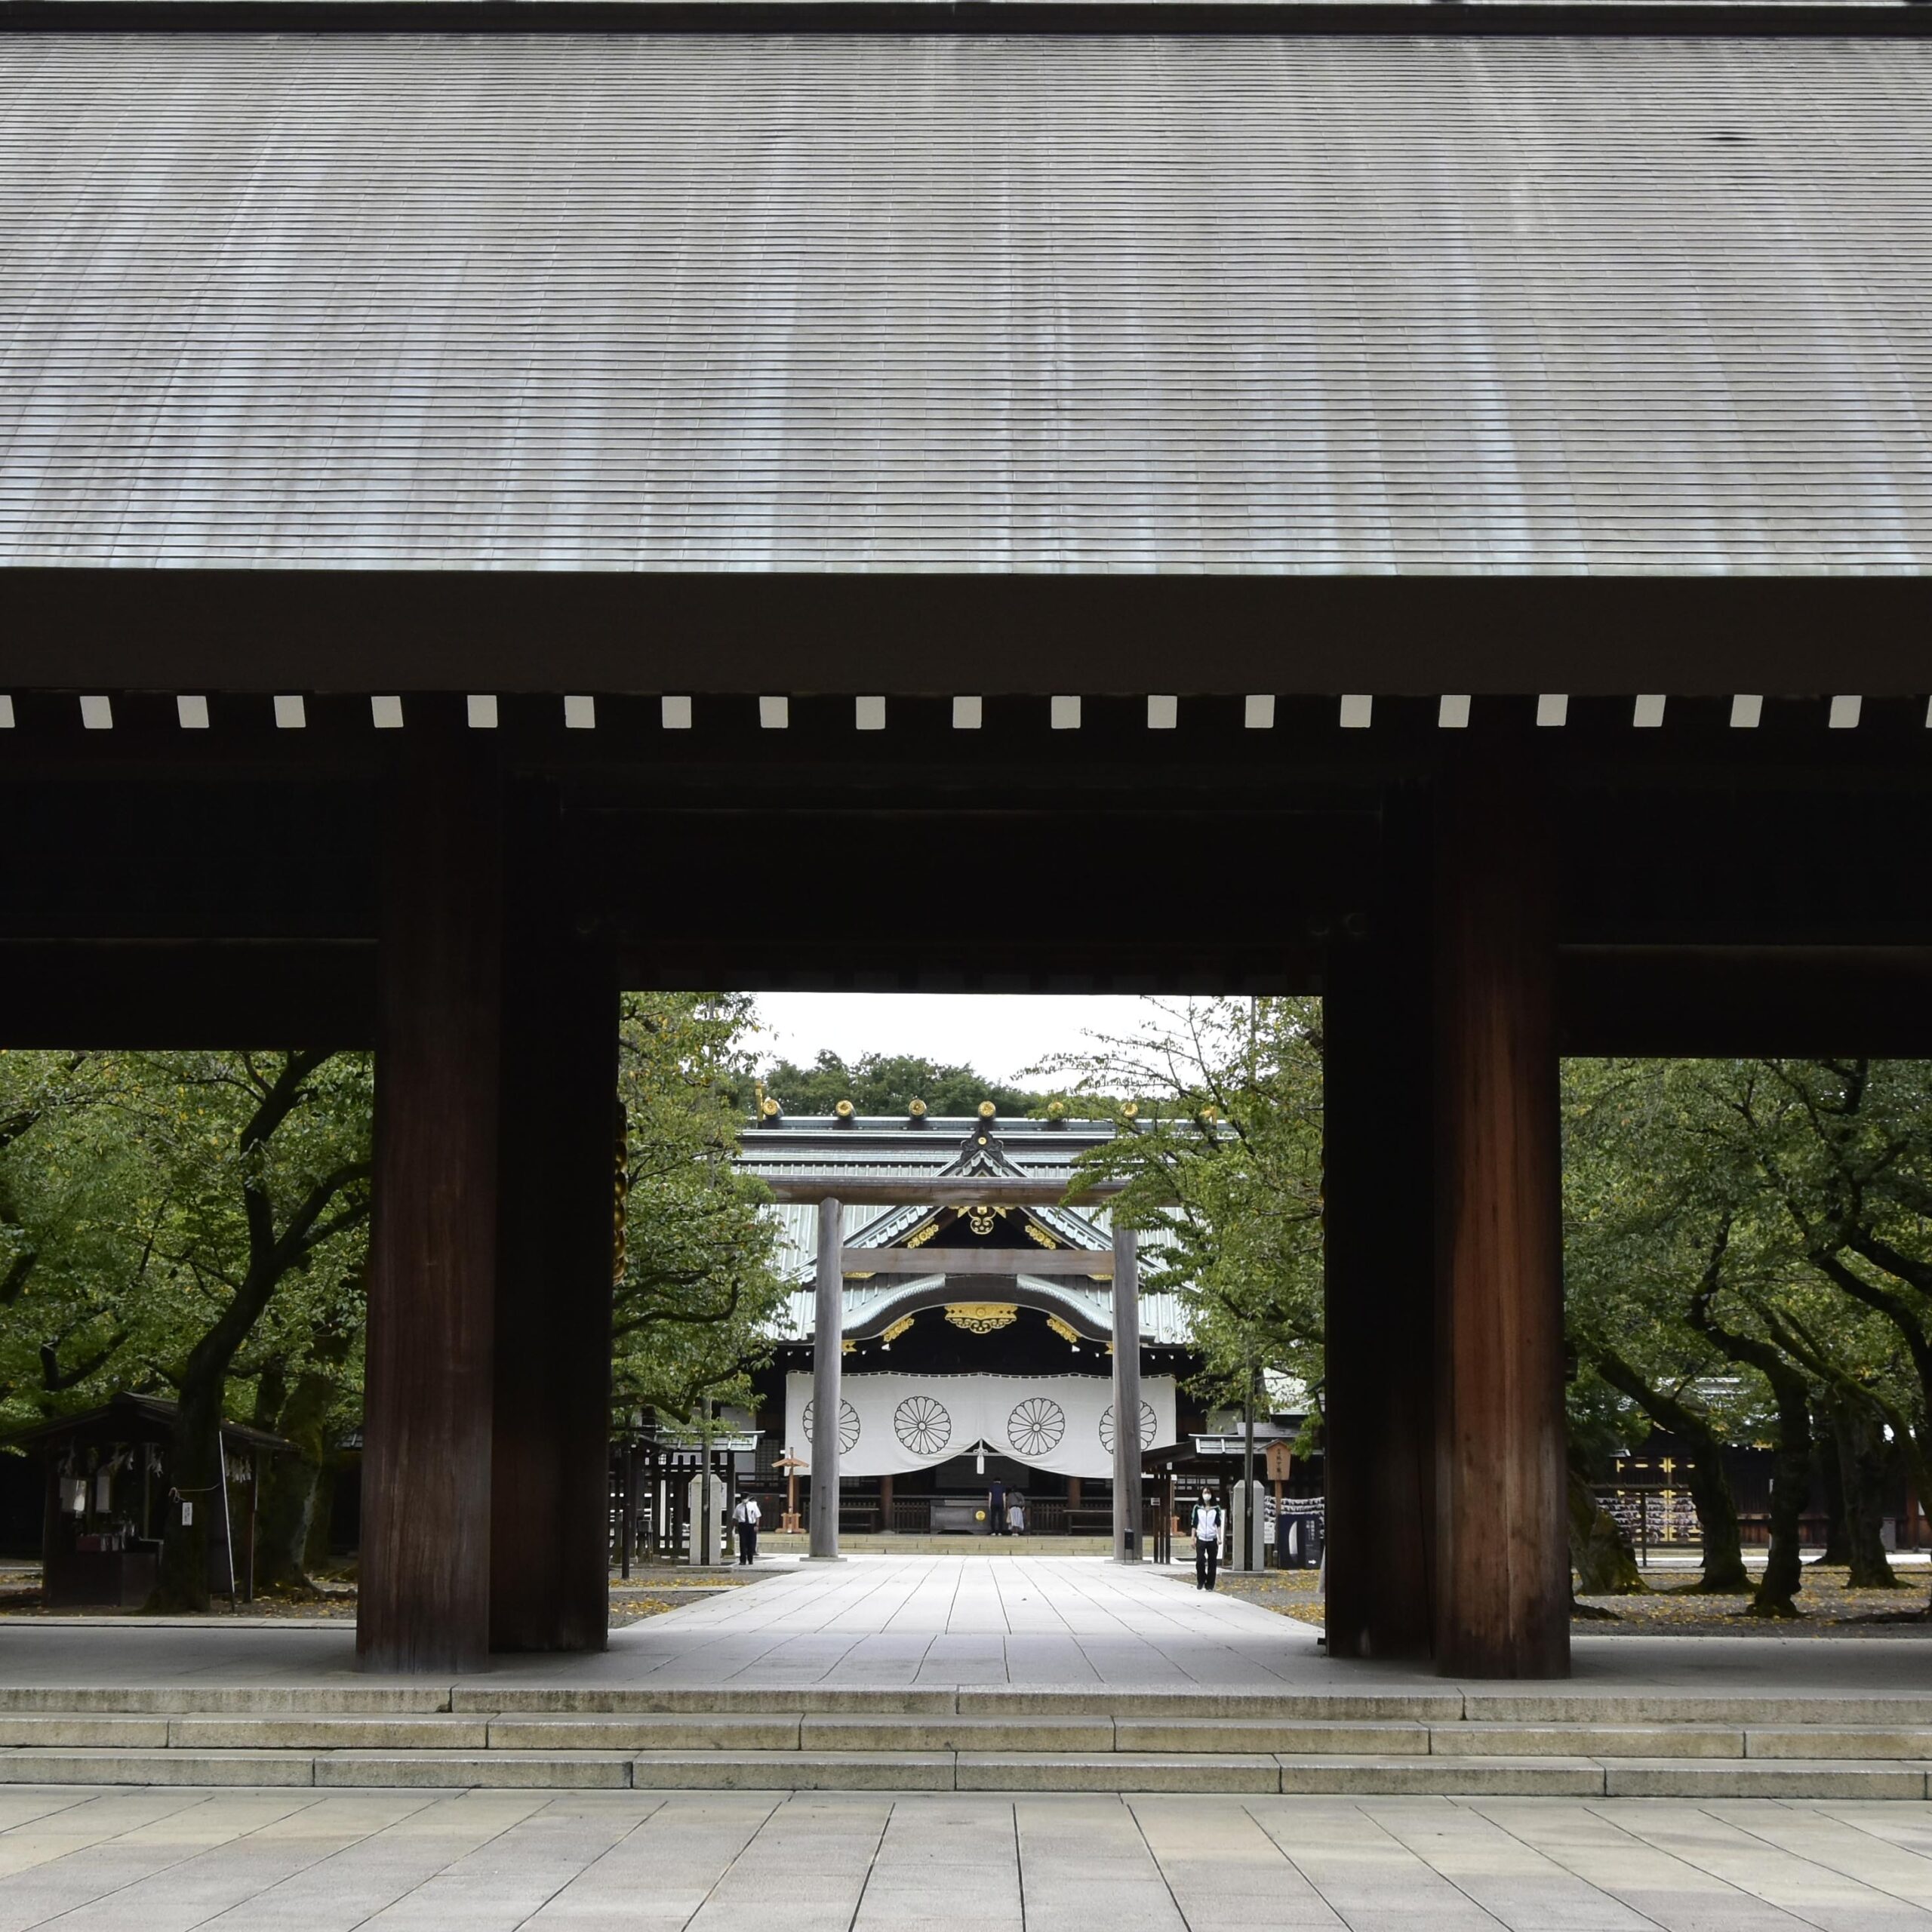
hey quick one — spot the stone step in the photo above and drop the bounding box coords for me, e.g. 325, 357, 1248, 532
15, 1683, 1932, 1730
2, 1745, 1926, 1796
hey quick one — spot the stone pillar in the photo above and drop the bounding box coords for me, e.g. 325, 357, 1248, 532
1432, 762, 1570, 1678
489, 783, 618, 1652
808, 1195, 844, 1559
1111, 1223, 1143, 1562
358, 728, 503, 1673
1323, 798, 1437, 1659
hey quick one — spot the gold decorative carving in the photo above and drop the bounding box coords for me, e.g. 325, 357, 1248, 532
945, 1303, 1018, 1336
906, 1220, 939, 1249
841, 1338, 856, 1354
881, 1315, 915, 1344
1046, 1315, 1081, 1345
968, 1204, 998, 1235
1024, 1223, 1060, 1251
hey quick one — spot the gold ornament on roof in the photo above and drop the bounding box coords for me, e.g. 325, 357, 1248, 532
881, 1314, 915, 1344
909, 1098, 928, 1116
968, 1204, 997, 1235
1025, 1223, 1059, 1250
835, 1099, 854, 1118
977, 1100, 997, 1118
906, 1220, 939, 1249
945, 1303, 1017, 1335
1046, 1315, 1081, 1346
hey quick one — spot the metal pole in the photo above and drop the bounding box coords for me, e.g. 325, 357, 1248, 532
1243, 1362, 1258, 1572
1112, 1222, 1142, 1564
810, 1195, 844, 1560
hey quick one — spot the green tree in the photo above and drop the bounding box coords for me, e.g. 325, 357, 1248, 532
0, 1048, 371, 1610
1032, 998, 1325, 1411
759, 1051, 1040, 1120
616, 996, 788, 1428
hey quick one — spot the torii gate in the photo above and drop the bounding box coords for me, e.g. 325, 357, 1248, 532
759, 1175, 1143, 1562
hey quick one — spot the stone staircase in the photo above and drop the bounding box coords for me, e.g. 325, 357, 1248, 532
6, 1684, 1932, 1795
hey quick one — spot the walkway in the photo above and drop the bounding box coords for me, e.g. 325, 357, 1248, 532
7, 1786, 1932, 1929
2, 1556, 1930, 1698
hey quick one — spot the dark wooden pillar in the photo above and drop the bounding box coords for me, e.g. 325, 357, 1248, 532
359, 728, 503, 1673
489, 784, 618, 1652
1432, 761, 1569, 1678
1322, 790, 1437, 1660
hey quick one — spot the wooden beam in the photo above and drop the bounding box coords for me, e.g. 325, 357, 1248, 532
490, 787, 617, 1654
1433, 762, 1569, 1681
1323, 795, 1437, 1663
764, 1176, 1124, 1206
358, 730, 502, 1675
841, 1247, 1112, 1277
1559, 946, 1932, 1057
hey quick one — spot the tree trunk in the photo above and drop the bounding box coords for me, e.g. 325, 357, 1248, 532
1835, 1404, 1903, 1589
153, 1357, 226, 1612
1751, 1377, 1812, 1617
1567, 1467, 1646, 1596
1814, 1426, 1853, 1565
254, 1367, 340, 1595
1682, 1444, 1752, 1594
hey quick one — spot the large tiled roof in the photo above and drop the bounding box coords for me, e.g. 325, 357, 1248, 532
2, 31, 1928, 575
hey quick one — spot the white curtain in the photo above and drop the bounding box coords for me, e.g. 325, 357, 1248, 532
783, 1373, 1176, 1479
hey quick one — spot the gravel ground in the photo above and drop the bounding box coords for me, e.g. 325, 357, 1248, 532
1197, 1564, 1932, 1636
0, 1574, 755, 1626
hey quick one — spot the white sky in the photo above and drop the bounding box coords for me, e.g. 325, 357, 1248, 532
749, 994, 1163, 1091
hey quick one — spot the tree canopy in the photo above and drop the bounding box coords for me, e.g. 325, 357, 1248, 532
1032, 998, 1326, 1413
758, 1051, 1041, 1119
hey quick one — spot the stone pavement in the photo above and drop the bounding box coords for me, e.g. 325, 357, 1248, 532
7, 1786, 1932, 1928
2, 1554, 1930, 1700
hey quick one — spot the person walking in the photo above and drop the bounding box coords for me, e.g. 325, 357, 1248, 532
731, 1493, 761, 1567
988, 1478, 1008, 1537
1191, 1491, 1223, 1591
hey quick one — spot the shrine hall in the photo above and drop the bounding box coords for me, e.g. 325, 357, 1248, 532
2, 0, 1930, 1684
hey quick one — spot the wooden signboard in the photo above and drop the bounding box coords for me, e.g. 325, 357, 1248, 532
1265, 1441, 1294, 1484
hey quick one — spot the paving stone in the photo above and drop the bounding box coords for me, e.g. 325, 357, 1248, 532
1430, 1723, 1745, 1758
958, 1753, 1280, 1793
1275, 1755, 1606, 1795
0, 1749, 315, 1786
0, 1686, 448, 1716
0, 1716, 171, 1748
169, 1716, 491, 1750
801, 1716, 1114, 1752
311, 1751, 634, 1789
1603, 1758, 1931, 1798
1464, 1692, 1932, 1727
629, 1751, 955, 1791
1745, 1726, 1932, 1759
460, 1687, 955, 1716
957, 1690, 1463, 1721
1115, 1719, 1429, 1755
488, 1715, 803, 1751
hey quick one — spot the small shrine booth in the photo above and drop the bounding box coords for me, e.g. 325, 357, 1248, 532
8, 1395, 290, 1609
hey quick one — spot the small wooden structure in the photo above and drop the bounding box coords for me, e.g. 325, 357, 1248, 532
8, 1395, 291, 1609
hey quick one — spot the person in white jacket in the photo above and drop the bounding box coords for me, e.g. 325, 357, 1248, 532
731, 1494, 761, 1567
1190, 1494, 1223, 1591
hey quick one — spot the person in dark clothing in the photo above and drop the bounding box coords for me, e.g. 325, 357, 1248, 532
988, 1479, 1008, 1536
731, 1494, 760, 1566
1192, 1493, 1223, 1590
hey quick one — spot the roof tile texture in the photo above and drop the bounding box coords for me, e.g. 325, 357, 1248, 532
2, 33, 1929, 571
